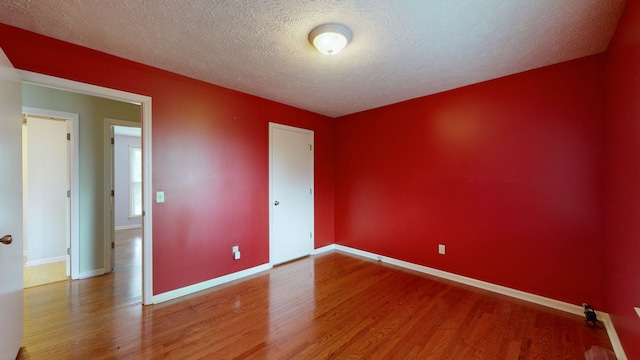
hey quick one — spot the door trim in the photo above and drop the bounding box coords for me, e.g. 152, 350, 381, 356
19, 70, 154, 305
103, 119, 141, 275
22, 107, 79, 279
268, 122, 314, 265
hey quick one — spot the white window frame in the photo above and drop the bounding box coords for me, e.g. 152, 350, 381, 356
129, 144, 142, 218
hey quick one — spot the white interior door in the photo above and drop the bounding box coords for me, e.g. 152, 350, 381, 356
269, 123, 314, 265
0, 47, 24, 359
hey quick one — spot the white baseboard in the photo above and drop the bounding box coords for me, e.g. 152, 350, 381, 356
78, 268, 105, 279
150, 246, 338, 305
25, 255, 66, 267
331, 245, 627, 360
115, 224, 142, 231
135, 243, 627, 359
152, 263, 272, 304
313, 244, 336, 255
598, 313, 627, 360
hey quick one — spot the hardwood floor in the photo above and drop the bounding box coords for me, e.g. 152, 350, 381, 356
17, 231, 612, 359
23, 261, 68, 288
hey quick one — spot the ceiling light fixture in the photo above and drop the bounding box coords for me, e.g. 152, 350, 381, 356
309, 24, 352, 55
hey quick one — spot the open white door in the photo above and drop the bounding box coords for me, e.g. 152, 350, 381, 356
0, 48, 24, 358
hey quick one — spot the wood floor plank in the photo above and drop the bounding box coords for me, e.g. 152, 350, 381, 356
17, 229, 613, 359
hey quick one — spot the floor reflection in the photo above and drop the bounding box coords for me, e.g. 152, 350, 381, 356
20, 247, 613, 358
266, 257, 316, 358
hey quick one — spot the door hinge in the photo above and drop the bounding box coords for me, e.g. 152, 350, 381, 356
111, 242, 115, 249
67, 247, 70, 255
111, 137, 115, 145
310, 188, 313, 195
310, 232, 313, 239
67, 190, 71, 198
67, 133, 71, 141
309, 144, 312, 151
111, 190, 115, 197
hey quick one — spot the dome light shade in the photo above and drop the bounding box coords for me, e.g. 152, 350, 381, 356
309, 24, 352, 55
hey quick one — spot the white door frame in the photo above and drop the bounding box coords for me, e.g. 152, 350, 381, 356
23, 107, 79, 279
104, 118, 141, 274
19, 70, 154, 305
268, 122, 314, 265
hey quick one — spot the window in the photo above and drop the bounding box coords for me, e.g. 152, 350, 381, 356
129, 145, 142, 217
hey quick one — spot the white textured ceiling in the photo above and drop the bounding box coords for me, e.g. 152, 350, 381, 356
0, 0, 627, 118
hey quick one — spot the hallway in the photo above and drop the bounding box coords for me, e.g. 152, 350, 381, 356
18, 228, 142, 358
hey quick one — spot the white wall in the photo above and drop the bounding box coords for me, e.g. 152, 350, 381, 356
24, 116, 68, 264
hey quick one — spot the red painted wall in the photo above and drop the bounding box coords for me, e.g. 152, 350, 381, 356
0, 24, 335, 295
604, 0, 640, 357
3, 18, 634, 354
335, 55, 607, 307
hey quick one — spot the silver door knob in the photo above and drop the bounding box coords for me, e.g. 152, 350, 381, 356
1, 235, 12, 245
274, 201, 279, 206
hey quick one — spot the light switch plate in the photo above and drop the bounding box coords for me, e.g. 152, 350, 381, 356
156, 191, 165, 203
438, 244, 446, 255
635, 307, 640, 318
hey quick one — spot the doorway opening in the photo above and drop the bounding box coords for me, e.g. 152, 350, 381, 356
21, 109, 77, 287
20, 70, 153, 305
105, 122, 142, 275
